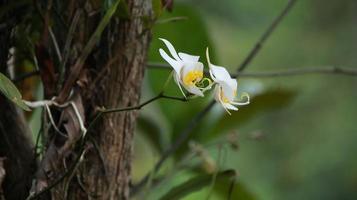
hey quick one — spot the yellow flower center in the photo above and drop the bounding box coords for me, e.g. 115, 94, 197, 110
183, 70, 203, 86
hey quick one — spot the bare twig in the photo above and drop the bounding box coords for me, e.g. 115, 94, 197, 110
237, 0, 298, 72
49, 27, 62, 62
232, 66, 357, 78
148, 62, 357, 78
100, 93, 187, 114
155, 16, 188, 24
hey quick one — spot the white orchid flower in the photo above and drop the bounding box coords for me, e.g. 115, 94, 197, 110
206, 48, 250, 114
159, 38, 205, 97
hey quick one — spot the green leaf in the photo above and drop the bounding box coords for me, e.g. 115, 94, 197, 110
214, 179, 256, 200
159, 170, 236, 200
0, 72, 30, 111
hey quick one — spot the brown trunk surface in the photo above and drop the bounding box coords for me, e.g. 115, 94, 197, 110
0, 0, 152, 199
63, 0, 153, 199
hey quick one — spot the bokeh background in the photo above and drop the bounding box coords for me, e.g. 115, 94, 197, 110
131, 0, 357, 199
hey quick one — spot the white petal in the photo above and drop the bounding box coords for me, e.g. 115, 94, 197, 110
223, 103, 238, 111
206, 47, 212, 66
178, 52, 200, 62
220, 79, 237, 101
210, 65, 232, 83
159, 49, 182, 75
213, 85, 233, 114
213, 85, 221, 102
184, 85, 204, 97
159, 38, 181, 61
206, 48, 234, 83
174, 74, 187, 98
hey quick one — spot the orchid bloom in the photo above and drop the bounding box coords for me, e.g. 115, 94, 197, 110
206, 48, 250, 114
159, 38, 205, 97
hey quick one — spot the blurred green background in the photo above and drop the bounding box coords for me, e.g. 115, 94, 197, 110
132, 0, 357, 199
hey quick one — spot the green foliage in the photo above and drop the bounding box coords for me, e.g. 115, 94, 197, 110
159, 170, 236, 200
157, 169, 256, 200
0, 72, 30, 111
131, 0, 357, 199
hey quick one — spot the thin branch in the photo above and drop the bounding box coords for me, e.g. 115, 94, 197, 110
155, 16, 188, 24
147, 62, 172, 69
237, 0, 298, 72
148, 62, 357, 78
133, 0, 299, 195
49, 27, 62, 62
232, 66, 357, 78
100, 93, 187, 114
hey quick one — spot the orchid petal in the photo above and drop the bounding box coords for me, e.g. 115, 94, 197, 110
178, 52, 200, 62
174, 74, 187, 98
159, 49, 182, 75
184, 85, 204, 97
206, 48, 234, 82
159, 38, 181, 61
210, 65, 232, 83
224, 103, 238, 111
219, 82, 235, 101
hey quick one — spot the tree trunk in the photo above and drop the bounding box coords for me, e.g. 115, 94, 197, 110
63, 0, 153, 199
0, 0, 152, 199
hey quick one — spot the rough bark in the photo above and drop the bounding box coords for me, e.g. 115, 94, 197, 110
78, 1, 153, 198
44, 0, 152, 199
0, 0, 152, 199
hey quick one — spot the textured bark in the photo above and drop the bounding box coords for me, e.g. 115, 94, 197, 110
0, 0, 152, 199
79, 1, 153, 198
